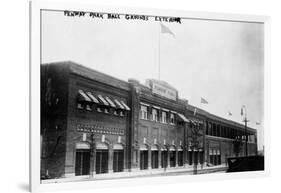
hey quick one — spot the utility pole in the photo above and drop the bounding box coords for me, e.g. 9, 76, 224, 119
242, 105, 249, 157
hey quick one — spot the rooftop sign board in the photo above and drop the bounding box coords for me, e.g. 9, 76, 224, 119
146, 79, 178, 101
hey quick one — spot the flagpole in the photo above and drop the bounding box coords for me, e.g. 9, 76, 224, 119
158, 23, 161, 80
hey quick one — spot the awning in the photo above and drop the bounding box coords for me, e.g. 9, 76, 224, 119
177, 113, 190, 123
78, 89, 92, 102
105, 96, 116, 108
97, 95, 109, 106
114, 99, 125, 109
120, 100, 130, 111
86, 92, 99, 104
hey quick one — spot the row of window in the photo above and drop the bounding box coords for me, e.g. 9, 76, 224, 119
206, 122, 256, 142
77, 102, 126, 117
140, 105, 176, 124
75, 149, 124, 176
139, 150, 184, 170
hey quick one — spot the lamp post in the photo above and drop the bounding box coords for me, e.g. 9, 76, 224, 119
241, 105, 249, 157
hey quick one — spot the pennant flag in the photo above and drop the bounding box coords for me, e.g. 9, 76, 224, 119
160, 23, 175, 37
228, 111, 232, 116
256, 122, 260, 125
241, 105, 245, 116
200, 97, 208, 104
193, 108, 197, 116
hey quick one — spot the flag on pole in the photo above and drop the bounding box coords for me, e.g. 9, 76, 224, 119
160, 23, 175, 37
228, 111, 232, 116
200, 97, 208, 104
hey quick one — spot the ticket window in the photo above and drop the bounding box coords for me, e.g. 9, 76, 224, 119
113, 144, 124, 172
96, 143, 109, 174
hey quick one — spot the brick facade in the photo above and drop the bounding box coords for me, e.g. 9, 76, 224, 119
41, 61, 258, 179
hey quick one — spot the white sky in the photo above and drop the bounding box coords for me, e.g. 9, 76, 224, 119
41, 10, 264, 150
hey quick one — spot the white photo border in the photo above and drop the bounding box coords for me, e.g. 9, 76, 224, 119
30, 1, 271, 192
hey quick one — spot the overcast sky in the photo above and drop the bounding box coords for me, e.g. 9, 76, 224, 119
41, 10, 264, 150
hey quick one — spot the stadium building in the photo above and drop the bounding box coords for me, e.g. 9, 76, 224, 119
40, 61, 257, 178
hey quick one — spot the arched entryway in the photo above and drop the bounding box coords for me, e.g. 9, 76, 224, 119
95, 143, 109, 174
169, 146, 176, 167
177, 146, 184, 166
161, 146, 168, 168
113, 144, 124, 172
140, 144, 149, 170
75, 142, 91, 176
151, 145, 159, 169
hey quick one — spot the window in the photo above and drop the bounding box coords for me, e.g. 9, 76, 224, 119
114, 110, 118, 115
152, 109, 158, 122
170, 113, 175, 124
97, 107, 102, 112
77, 102, 84, 109
120, 110, 124, 116
104, 108, 109, 114
140, 105, 148, 120
162, 111, 167, 123
86, 104, 92, 111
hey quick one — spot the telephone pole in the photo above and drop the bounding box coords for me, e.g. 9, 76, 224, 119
242, 105, 249, 157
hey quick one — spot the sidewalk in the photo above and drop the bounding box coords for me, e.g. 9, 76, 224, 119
42, 165, 227, 184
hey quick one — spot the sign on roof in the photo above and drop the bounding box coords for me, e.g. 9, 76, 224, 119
146, 79, 177, 101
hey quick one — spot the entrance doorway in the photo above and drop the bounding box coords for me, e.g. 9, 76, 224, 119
178, 149, 184, 166
96, 143, 109, 174
75, 149, 90, 176
151, 145, 159, 169
113, 144, 124, 172
169, 146, 176, 167
140, 145, 149, 170
161, 150, 168, 168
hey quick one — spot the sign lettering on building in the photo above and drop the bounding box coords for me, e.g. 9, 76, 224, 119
149, 80, 177, 101
76, 124, 125, 135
